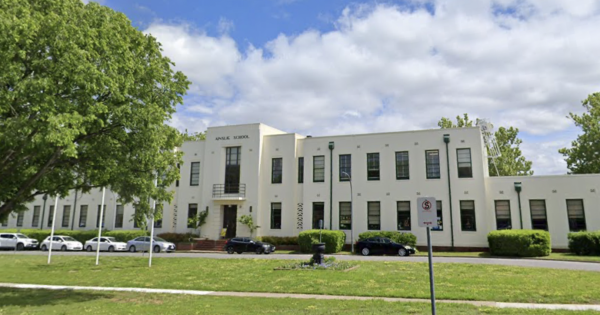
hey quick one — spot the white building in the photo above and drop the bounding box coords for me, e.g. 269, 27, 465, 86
3, 123, 599, 249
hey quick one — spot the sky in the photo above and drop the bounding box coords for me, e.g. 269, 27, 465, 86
89, 0, 600, 175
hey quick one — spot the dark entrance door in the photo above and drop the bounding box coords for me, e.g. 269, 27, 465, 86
225, 147, 241, 193
223, 205, 237, 238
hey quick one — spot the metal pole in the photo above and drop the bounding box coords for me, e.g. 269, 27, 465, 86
95, 187, 106, 266
342, 172, 354, 254
444, 137, 455, 250
427, 227, 437, 315
112, 192, 118, 230
47, 196, 58, 265
329, 143, 333, 230
149, 177, 158, 268
70, 190, 78, 230
517, 191, 523, 229
40, 195, 48, 230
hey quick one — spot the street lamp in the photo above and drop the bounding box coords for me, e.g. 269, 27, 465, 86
341, 171, 354, 254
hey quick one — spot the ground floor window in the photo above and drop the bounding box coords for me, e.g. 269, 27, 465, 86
312, 202, 325, 229
566, 199, 586, 231
339, 202, 351, 230
32, 206, 41, 227
529, 200, 548, 230
368, 201, 380, 230
271, 203, 282, 229
495, 200, 511, 230
432, 201, 443, 231
79, 205, 88, 227
62, 205, 71, 228
47, 206, 54, 227
96, 205, 106, 228
187, 204, 198, 228
460, 200, 476, 231
115, 205, 124, 228
396, 201, 411, 230
16, 212, 24, 227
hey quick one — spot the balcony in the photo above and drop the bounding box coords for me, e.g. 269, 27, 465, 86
212, 183, 246, 200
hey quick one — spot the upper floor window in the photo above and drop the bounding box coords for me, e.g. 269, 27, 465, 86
460, 200, 476, 231
566, 199, 586, 231
339, 154, 351, 181
395, 151, 409, 180
457, 148, 473, 178
190, 162, 200, 186
298, 157, 304, 183
272, 158, 282, 184
313, 156, 325, 182
367, 153, 380, 180
425, 150, 440, 179
529, 200, 548, 230
495, 200, 511, 230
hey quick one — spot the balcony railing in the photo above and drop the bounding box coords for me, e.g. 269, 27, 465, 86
212, 183, 246, 199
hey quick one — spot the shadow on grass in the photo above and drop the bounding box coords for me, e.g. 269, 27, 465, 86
0, 288, 112, 308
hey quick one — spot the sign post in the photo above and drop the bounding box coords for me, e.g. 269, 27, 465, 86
417, 197, 438, 315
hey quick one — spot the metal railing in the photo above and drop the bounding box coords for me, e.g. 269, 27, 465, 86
212, 183, 246, 199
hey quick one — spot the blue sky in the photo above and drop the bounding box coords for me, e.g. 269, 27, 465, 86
91, 0, 600, 175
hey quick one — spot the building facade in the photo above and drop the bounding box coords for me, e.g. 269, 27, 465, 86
3, 123, 599, 249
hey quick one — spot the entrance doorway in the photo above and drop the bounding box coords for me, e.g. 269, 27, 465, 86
223, 205, 237, 238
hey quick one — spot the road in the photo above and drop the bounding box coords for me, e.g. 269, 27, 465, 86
1, 250, 599, 272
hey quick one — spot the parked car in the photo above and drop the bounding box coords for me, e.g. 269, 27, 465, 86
0, 233, 38, 250
40, 236, 83, 251
224, 237, 276, 254
126, 236, 176, 253
84, 237, 127, 252
356, 237, 415, 256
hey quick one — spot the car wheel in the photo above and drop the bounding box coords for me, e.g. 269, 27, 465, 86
129, 246, 136, 253
398, 248, 408, 257
108, 246, 114, 252
41, 245, 47, 251
361, 247, 370, 256
255, 247, 263, 255
61, 245, 67, 251
86, 246, 92, 252
264, 250, 271, 255
16, 243, 24, 251
153, 245, 160, 253
226, 246, 235, 254
236, 251, 243, 254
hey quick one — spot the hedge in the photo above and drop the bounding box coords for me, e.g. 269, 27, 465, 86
358, 231, 417, 247
157, 232, 198, 243
298, 230, 346, 253
568, 231, 600, 256
0, 229, 147, 243
488, 230, 551, 257
257, 236, 298, 246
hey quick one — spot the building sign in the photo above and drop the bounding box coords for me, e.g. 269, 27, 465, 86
417, 197, 438, 228
215, 135, 249, 141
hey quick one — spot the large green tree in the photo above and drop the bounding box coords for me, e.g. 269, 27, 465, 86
438, 114, 533, 176
0, 0, 190, 220
559, 93, 600, 174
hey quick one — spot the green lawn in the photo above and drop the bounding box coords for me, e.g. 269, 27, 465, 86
411, 251, 600, 263
1, 255, 600, 305
0, 288, 598, 315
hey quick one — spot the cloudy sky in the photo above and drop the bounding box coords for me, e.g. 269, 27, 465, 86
94, 0, 599, 175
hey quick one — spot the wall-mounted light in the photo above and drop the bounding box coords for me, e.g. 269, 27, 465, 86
443, 134, 450, 144
328, 141, 335, 150
514, 182, 522, 192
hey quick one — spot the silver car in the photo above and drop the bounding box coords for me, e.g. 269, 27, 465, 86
127, 236, 176, 253
84, 237, 127, 252
0, 233, 38, 250
40, 236, 83, 251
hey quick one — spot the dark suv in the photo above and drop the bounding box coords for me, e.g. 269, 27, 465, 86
224, 237, 276, 254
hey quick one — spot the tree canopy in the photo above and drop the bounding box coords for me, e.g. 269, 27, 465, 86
438, 114, 533, 176
0, 0, 190, 220
559, 93, 600, 174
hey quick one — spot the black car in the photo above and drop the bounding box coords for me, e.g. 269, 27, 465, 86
224, 237, 276, 254
356, 237, 415, 256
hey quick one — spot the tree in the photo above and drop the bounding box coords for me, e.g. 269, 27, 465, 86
559, 93, 600, 174
188, 207, 209, 237
438, 114, 533, 176
238, 215, 260, 237
0, 0, 190, 220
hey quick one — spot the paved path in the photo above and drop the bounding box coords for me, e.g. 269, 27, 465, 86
1, 283, 599, 312
2, 250, 599, 272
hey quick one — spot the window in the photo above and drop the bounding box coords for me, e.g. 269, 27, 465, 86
225, 147, 241, 193
368, 201, 381, 230
96, 205, 106, 228
272, 158, 282, 183
187, 204, 198, 228
79, 205, 88, 228
312, 202, 325, 229
457, 148, 473, 178
154, 219, 162, 228
0, 217, 7, 227
494, 200, 511, 230
397, 201, 411, 230
339, 202, 351, 230
47, 206, 54, 227
176, 163, 180, 187
566, 199, 586, 231
115, 205, 124, 228
426, 150, 440, 179
298, 157, 304, 183
190, 162, 200, 186
367, 153, 380, 180
271, 203, 282, 229
529, 200, 548, 230
339, 154, 351, 181
460, 200, 476, 231
395, 151, 409, 180
313, 156, 325, 182
16, 212, 24, 227
432, 201, 443, 231
61, 205, 71, 228
32, 206, 41, 227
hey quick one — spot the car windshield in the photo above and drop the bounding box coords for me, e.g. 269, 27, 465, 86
16, 234, 28, 239
153, 237, 166, 242
63, 237, 77, 242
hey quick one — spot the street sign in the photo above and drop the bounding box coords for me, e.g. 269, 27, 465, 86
417, 197, 438, 228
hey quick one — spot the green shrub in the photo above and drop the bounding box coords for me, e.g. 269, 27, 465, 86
568, 231, 600, 255
257, 236, 298, 246
488, 230, 551, 257
358, 231, 417, 247
105, 230, 148, 242
157, 232, 198, 243
298, 230, 346, 253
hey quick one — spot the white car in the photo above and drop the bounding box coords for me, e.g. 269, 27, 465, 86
84, 237, 127, 252
40, 235, 83, 251
0, 233, 39, 250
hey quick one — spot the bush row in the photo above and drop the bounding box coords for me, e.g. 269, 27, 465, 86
488, 230, 551, 257
568, 231, 600, 256
298, 230, 346, 253
157, 232, 199, 243
2, 229, 148, 243
358, 231, 417, 247
257, 236, 299, 246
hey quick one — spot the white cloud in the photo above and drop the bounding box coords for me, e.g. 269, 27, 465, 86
146, 1, 600, 174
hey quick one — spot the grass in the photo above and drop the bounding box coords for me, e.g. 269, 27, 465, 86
1, 255, 600, 305
0, 288, 598, 315
411, 251, 600, 263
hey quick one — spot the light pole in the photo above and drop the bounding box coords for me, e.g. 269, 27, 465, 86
341, 171, 353, 254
